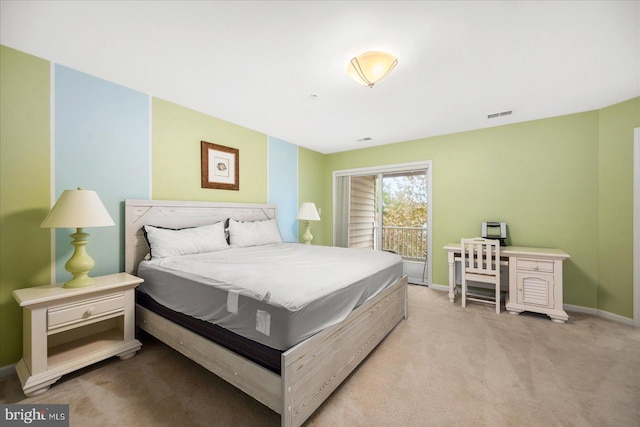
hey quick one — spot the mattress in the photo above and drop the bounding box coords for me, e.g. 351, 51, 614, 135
137, 243, 403, 350
136, 290, 283, 374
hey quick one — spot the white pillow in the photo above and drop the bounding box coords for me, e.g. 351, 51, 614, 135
228, 219, 283, 247
144, 222, 229, 258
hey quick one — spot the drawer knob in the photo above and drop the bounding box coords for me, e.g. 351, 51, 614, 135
532, 264, 539, 271
86, 307, 96, 316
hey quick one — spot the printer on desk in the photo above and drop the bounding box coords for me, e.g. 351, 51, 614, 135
482, 221, 507, 246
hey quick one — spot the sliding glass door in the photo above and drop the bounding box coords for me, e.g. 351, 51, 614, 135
334, 162, 432, 285
380, 170, 428, 260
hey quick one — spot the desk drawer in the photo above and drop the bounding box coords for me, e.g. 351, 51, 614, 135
515, 258, 554, 273
48, 293, 125, 332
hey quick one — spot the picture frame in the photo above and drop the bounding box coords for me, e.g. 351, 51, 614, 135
201, 141, 239, 190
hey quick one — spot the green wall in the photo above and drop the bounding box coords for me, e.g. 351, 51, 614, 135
152, 98, 268, 203
0, 46, 52, 366
323, 101, 639, 318
297, 146, 327, 245
597, 98, 640, 316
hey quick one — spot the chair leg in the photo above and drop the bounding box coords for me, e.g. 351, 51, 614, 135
462, 280, 466, 308
495, 283, 500, 314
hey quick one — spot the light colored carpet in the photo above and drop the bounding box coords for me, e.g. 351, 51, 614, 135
1, 285, 639, 426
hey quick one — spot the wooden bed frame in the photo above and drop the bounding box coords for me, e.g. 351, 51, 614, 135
124, 199, 408, 427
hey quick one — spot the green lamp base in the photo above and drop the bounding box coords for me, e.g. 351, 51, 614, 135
63, 228, 97, 288
64, 274, 97, 288
302, 221, 313, 245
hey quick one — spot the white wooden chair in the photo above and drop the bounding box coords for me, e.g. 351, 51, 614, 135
461, 237, 501, 314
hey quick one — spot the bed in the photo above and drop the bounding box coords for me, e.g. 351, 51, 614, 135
124, 199, 408, 427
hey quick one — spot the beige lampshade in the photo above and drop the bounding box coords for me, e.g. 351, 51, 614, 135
347, 51, 398, 87
297, 202, 321, 221
41, 188, 115, 229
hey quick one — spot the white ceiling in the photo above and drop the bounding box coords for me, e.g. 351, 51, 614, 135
1, 1, 639, 154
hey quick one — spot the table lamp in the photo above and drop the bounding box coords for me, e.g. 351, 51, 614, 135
41, 187, 115, 288
297, 202, 321, 245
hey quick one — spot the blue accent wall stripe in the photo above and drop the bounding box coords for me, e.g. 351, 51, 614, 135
54, 65, 150, 281
268, 137, 298, 242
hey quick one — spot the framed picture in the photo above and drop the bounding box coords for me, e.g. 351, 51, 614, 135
201, 141, 239, 190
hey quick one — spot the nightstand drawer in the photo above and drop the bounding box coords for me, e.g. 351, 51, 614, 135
515, 258, 554, 273
48, 293, 125, 332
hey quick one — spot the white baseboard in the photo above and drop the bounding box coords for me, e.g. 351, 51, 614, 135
430, 283, 637, 327
563, 304, 635, 327
429, 283, 449, 292
0, 363, 16, 379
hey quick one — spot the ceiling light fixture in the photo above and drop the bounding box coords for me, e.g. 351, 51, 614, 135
347, 51, 398, 88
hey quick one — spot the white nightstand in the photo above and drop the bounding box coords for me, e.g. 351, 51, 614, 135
12, 273, 143, 396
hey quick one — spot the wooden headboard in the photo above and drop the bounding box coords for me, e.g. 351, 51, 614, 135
124, 199, 277, 274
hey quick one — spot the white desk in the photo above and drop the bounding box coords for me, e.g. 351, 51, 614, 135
444, 243, 570, 323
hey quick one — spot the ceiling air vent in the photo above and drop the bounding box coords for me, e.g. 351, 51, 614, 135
488, 110, 513, 119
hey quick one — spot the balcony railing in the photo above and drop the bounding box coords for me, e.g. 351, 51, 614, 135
379, 226, 427, 261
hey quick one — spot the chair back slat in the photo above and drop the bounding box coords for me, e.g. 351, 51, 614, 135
461, 238, 500, 274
